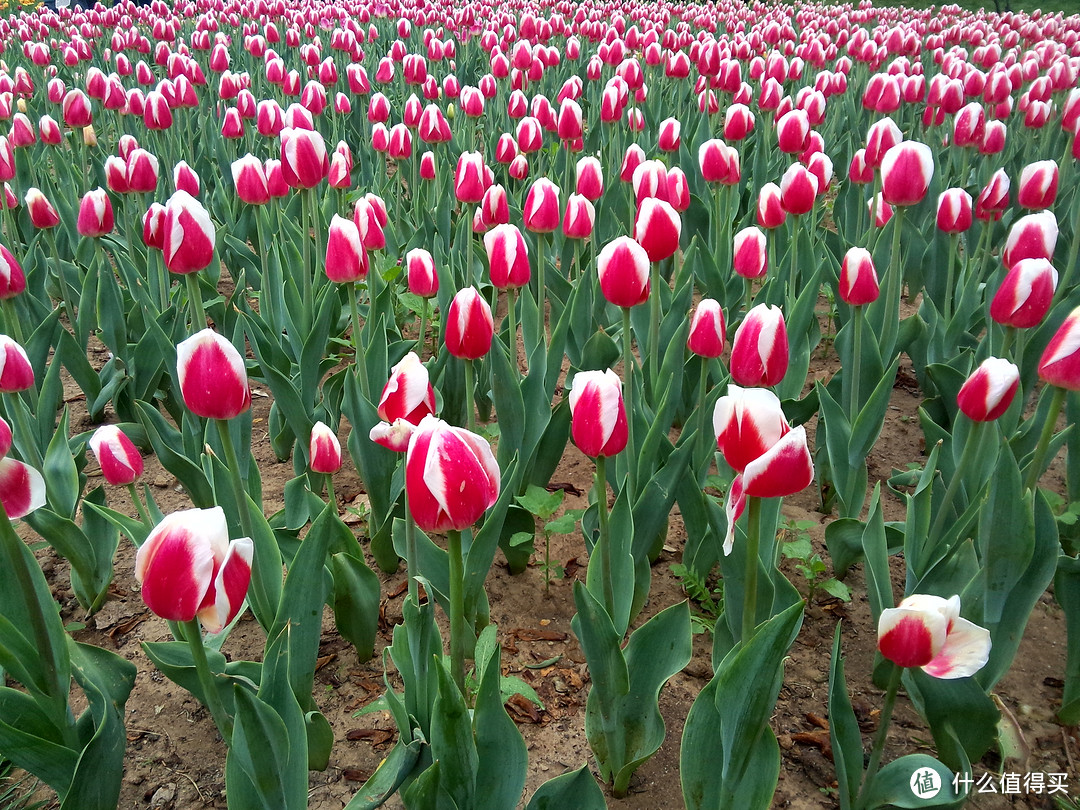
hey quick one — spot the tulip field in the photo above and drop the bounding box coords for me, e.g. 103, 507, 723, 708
5, 0, 1080, 806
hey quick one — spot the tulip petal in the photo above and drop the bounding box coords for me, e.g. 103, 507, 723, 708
0, 457, 45, 519
136, 521, 216, 623
877, 605, 948, 668
370, 418, 416, 453
741, 425, 814, 498
723, 474, 746, 556
922, 616, 992, 679
197, 537, 253, 633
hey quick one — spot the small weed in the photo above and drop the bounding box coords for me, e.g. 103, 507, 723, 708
778, 518, 851, 603
515, 485, 584, 592
670, 563, 723, 635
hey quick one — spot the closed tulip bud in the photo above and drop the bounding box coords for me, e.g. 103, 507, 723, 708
420, 150, 436, 181
264, 160, 289, 198
454, 151, 486, 204
634, 197, 681, 262
516, 116, 543, 153
698, 138, 739, 184
687, 299, 726, 358
975, 169, 1010, 221
105, 156, 129, 194
937, 188, 973, 233
25, 188, 59, 229
658, 116, 681, 152
38, 116, 61, 146
990, 258, 1057, 329
524, 177, 561, 233
0, 335, 33, 392
880, 141, 934, 206
406, 249, 438, 299
124, 148, 158, 194
508, 155, 530, 181
0, 457, 45, 519
77, 187, 114, 238
405, 415, 500, 533
143, 203, 166, 250
979, 120, 1007, 155
484, 223, 531, 289
666, 168, 690, 213
231, 155, 269, 205
353, 197, 386, 251
732, 226, 767, 279
957, 357, 1020, 422
597, 236, 650, 308
757, 182, 787, 229
724, 104, 755, 141
0, 245, 24, 301
839, 247, 880, 305
377, 351, 436, 426
479, 184, 509, 228
877, 594, 990, 678
176, 329, 251, 419
495, 134, 518, 165
1018, 160, 1059, 211
558, 193, 593, 240
143, 91, 173, 130
730, 304, 789, 388
849, 149, 874, 184
88, 424, 143, 486
325, 214, 367, 283
779, 163, 818, 216
557, 98, 583, 141
326, 152, 350, 190
280, 127, 329, 188
173, 161, 200, 197
9, 113, 34, 148
569, 369, 628, 458
952, 102, 985, 148
135, 507, 253, 633
308, 421, 342, 474
62, 88, 92, 128
620, 143, 646, 183
1002, 210, 1057, 269
1038, 306, 1080, 390
162, 191, 215, 275
776, 109, 810, 153
256, 99, 285, 137
576, 156, 603, 200
445, 287, 494, 359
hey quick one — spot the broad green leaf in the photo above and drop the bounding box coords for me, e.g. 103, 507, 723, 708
525, 764, 606, 810
828, 624, 864, 810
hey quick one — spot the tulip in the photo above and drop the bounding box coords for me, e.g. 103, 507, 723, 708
776, 109, 810, 153
576, 156, 604, 200
309, 421, 342, 475
667, 169, 690, 214
849, 149, 874, 185
877, 594, 990, 678
280, 127, 328, 188
420, 151, 436, 182
406, 249, 438, 298
143, 203, 166, 251
658, 117, 681, 152
936, 188, 973, 233
634, 198, 681, 263
445, 287, 494, 360
724, 104, 755, 141
1018, 160, 1058, 211
369, 420, 417, 454
24, 188, 59, 229
173, 162, 200, 197
1038, 306, 1080, 391
523, 178, 561, 233
557, 98, 583, 141
957, 357, 1020, 422
839, 247, 879, 306
687, 299, 726, 358
62, 89, 92, 128
952, 102, 985, 148
0, 457, 45, 519
714, 385, 790, 473
126, 149, 159, 194
732, 227, 767, 279
598, 236, 649, 309
353, 197, 386, 252
508, 155, 529, 181
135, 506, 253, 634
480, 184, 510, 228
779, 163, 818, 216
698, 139, 739, 184
975, 169, 1010, 221
176, 329, 251, 420
880, 141, 934, 206
569, 369, 628, 458
619, 143, 645, 183
231, 155, 270, 205
757, 183, 787, 229
325, 214, 367, 283
377, 352, 436, 427
105, 155, 129, 194
1002, 210, 1057, 269
162, 191, 215, 275
0, 245, 24, 301
563, 194, 595, 241
77, 188, 114, 238
88, 424, 143, 486
454, 151, 486, 204
729, 304, 788, 388
990, 258, 1057, 330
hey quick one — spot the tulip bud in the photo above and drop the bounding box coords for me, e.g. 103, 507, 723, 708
957, 357, 1020, 422
975, 169, 1010, 221
779, 163, 818, 216
1017, 160, 1059, 211
484, 224, 530, 289
0, 457, 46, 519
309, 421, 342, 474
989, 258, 1057, 329
563, 193, 595, 240
508, 155, 529, 181
877, 594, 991, 678
729, 304, 789, 388
658, 116, 681, 152
38, 115, 61, 146
105, 155, 130, 194
126, 148, 159, 194
88, 424, 144, 486
135, 507, 253, 633
1002, 210, 1057, 269
732, 226, 767, 279
454, 151, 486, 203
162, 190, 215, 275
173, 161, 200, 196
405, 415, 500, 533
569, 369, 628, 458
176, 329, 251, 419
597, 236, 650, 308
0, 245, 24, 301
576, 156, 604, 200
1038, 306, 1080, 390
698, 138, 739, 184
634, 197, 681, 262
62, 88, 93, 128
880, 141, 934, 206
444, 287, 494, 359
523, 177, 561, 233
420, 150, 436, 181
232, 154, 270, 205
0, 335, 34, 392
839, 247, 880, 305
406, 248, 439, 298
687, 299, 726, 358
325, 214, 367, 283
377, 351, 436, 425
557, 98, 583, 141
264, 160, 289, 198
480, 184, 510, 228
776, 109, 810, 153
77, 188, 114, 237
280, 127, 329, 188
619, 143, 645, 182
353, 197, 386, 252
143, 203, 166, 250
757, 183, 787, 229
936, 188, 973, 233
25, 188, 59, 229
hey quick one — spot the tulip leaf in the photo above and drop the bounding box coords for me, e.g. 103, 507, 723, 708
430, 657, 478, 810
344, 738, 424, 810
388, 590, 443, 739
904, 668, 999, 773
525, 764, 606, 810
228, 686, 293, 809
490, 337, 525, 470
585, 486, 635, 637
474, 630, 528, 810
1055, 554, 1080, 724
243, 489, 284, 632
330, 551, 381, 663
828, 624, 863, 810
851, 353, 902, 465
135, 401, 215, 508
141, 641, 241, 716
860, 754, 961, 809
24, 508, 102, 611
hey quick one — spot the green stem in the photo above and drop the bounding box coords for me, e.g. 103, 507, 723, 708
44, 229, 76, 334
184, 272, 206, 333
536, 232, 546, 339
1025, 386, 1068, 492
301, 188, 313, 320
464, 358, 476, 432
741, 495, 762, 643
595, 454, 613, 618
418, 296, 429, 359
349, 283, 370, 401
325, 474, 335, 507
621, 307, 638, 497
848, 305, 864, 419
8, 391, 42, 471
944, 233, 958, 322
1000, 325, 1016, 359
787, 214, 800, 308
254, 208, 274, 331
713, 185, 724, 270
215, 419, 253, 540
404, 488, 419, 605
928, 418, 985, 544
880, 206, 905, 358
695, 356, 711, 479
183, 619, 233, 740
649, 261, 661, 392
447, 528, 466, 696
127, 483, 151, 529
855, 664, 905, 810
1054, 195, 1080, 308
2, 297, 23, 347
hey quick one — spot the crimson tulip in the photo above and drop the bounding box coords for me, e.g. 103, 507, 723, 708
176, 329, 251, 420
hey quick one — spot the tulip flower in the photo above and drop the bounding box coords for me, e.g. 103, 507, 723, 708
878, 594, 990, 678
1018, 160, 1058, 210
353, 197, 386, 252
377, 352, 436, 427
569, 369, 628, 459
484, 224, 530, 290
77, 188, 114, 237
757, 183, 787, 229
1001, 210, 1057, 269
24, 188, 59, 229
231, 155, 270, 205
732, 227, 767, 280
105, 156, 129, 194
445, 286, 494, 361
176, 329, 251, 420
776, 109, 810, 153
597, 236, 649, 309
88, 424, 143, 486
957, 357, 1020, 422
162, 190, 215, 275
0, 245, 24, 301
0, 457, 45, 519
557, 98, 583, 141
880, 141, 934, 206
454, 151, 486, 204
325, 215, 367, 283
406, 249, 438, 299
576, 156, 603, 200
523, 178, 561, 233
126, 149, 160, 194
1029, 306, 1080, 489
369, 420, 417, 454
508, 155, 529, 181
936, 188, 973, 233
480, 185, 510, 228
687, 299, 726, 359
143, 203, 166, 251
632, 161, 670, 206
173, 163, 201, 197
975, 169, 1010, 221
729, 304, 788, 388
658, 117, 681, 152
634, 197, 681, 263
563, 194, 595, 241
864, 118, 902, 169
839, 247, 880, 306
135, 507, 253, 634
619, 143, 645, 182
309, 421, 342, 475
779, 164, 818, 216
279, 127, 328, 188
990, 258, 1057, 330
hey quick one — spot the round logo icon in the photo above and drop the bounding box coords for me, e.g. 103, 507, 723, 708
910, 767, 942, 799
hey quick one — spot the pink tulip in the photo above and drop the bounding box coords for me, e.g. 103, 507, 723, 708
495, 134, 518, 165
173, 162, 201, 196
105, 156, 130, 194
508, 155, 529, 181
1038, 306, 1080, 391
143, 204, 166, 251
377, 351, 436, 426
369, 419, 417, 453
126, 148, 159, 194
975, 169, 1010, 221
839, 247, 880, 305
732, 226, 767, 279
0, 415, 10, 459
256, 99, 285, 136
864, 118, 902, 169
757, 183, 787, 229
177, 329, 251, 420
658, 116, 681, 152
849, 149, 874, 185
619, 143, 645, 183
135, 507, 253, 633
325, 215, 367, 283
597, 236, 650, 308
723, 104, 755, 141
729, 304, 788, 388
353, 197, 386, 252
484, 224, 531, 290
937, 188, 973, 233
524, 178, 561, 233
880, 141, 934, 206
77, 188, 114, 238
979, 121, 1007, 155
280, 127, 328, 189
698, 138, 740, 184
957, 357, 1020, 422
25, 188, 59, 229
62, 89, 92, 128
232, 155, 270, 205
0, 245, 24, 301
952, 102, 985, 148
576, 156, 604, 200
88, 424, 143, 486
405, 415, 500, 533
779, 163, 818, 216
687, 299, 726, 358
569, 369, 628, 458
989, 258, 1057, 330
406, 248, 438, 298
557, 98, 583, 141
1018, 160, 1059, 211
309, 421, 342, 474
563, 193, 595, 240
634, 197, 681, 262
455, 151, 486, 204
162, 190, 215, 275
0, 457, 45, 519
878, 594, 990, 678
776, 109, 810, 153
444, 287, 494, 359
1002, 211, 1057, 269
420, 151, 436, 181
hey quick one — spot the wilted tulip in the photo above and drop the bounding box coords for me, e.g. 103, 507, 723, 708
877, 594, 990, 678
176, 329, 251, 420
88, 424, 143, 486
569, 369, 628, 458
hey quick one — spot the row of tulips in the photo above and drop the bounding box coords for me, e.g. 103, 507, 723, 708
0, 0, 1078, 807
